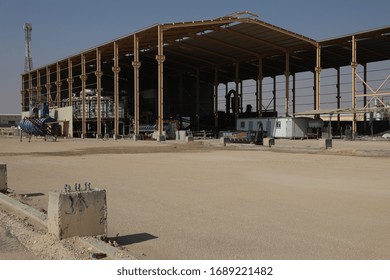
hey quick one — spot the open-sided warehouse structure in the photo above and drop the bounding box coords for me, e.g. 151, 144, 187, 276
20, 12, 390, 139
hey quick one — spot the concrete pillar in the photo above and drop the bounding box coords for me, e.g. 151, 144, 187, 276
319, 138, 332, 149
0, 163, 7, 192
263, 138, 275, 148
48, 187, 107, 240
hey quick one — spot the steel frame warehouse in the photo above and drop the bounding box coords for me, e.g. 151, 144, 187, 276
20, 12, 390, 139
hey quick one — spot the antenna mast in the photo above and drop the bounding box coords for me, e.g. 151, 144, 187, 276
24, 23, 33, 73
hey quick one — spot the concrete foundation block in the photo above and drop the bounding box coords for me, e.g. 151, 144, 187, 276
185, 136, 194, 143
0, 163, 7, 191
320, 138, 332, 149
220, 137, 229, 146
48, 188, 107, 240
263, 138, 275, 147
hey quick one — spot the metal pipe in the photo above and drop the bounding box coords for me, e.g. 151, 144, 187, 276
292, 73, 295, 115
273, 76, 276, 114
363, 63, 367, 134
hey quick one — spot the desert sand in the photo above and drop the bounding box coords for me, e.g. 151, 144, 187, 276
0, 136, 389, 259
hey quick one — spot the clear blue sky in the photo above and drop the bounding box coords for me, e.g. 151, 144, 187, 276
0, 0, 389, 114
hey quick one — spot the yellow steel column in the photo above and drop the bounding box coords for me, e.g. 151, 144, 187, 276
21, 76, 25, 112
56, 63, 61, 108
80, 54, 87, 138
37, 70, 41, 107
28, 72, 32, 109
315, 44, 322, 111
132, 34, 141, 137
214, 67, 219, 130
336, 67, 341, 134
112, 42, 121, 138
257, 58, 263, 117
351, 36, 357, 138
235, 63, 239, 120
156, 25, 165, 140
285, 52, 290, 116
45, 67, 51, 107
95, 49, 102, 138
273, 76, 276, 114
67, 59, 73, 107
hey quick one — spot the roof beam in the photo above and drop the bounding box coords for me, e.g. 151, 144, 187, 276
243, 18, 317, 46
214, 26, 286, 52
179, 41, 236, 62
199, 34, 261, 57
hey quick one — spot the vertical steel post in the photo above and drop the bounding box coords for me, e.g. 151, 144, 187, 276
56, 63, 61, 108
28, 72, 32, 109
336, 67, 341, 134
214, 67, 219, 130
21, 76, 25, 112
257, 58, 263, 117
37, 70, 41, 107
285, 52, 290, 116
179, 73, 183, 116
316, 44, 321, 111
273, 76, 276, 114
156, 25, 165, 139
132, 34, 141, 136
45, 67, 51, 107
351, 36, 357, 138
95, 49, 102, 137
363, 63, 367, 134
235, 63, 239, 120
112, 42, 120, 138
67, 59, 73, 107
196, 69, 200, 131
225, 83, 229, 114
240, 81, 243, 113
81, 54, 87, 138
292, 73, 296, 115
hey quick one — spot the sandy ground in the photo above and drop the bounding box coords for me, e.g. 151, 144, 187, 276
0, 136, 389, 259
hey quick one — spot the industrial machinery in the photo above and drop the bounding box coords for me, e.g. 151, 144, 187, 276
19, 104, 58, 142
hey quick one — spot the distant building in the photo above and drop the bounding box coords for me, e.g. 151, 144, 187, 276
0, 114, 21, 127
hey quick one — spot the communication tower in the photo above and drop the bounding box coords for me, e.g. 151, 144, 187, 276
24, 23, 33, 73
